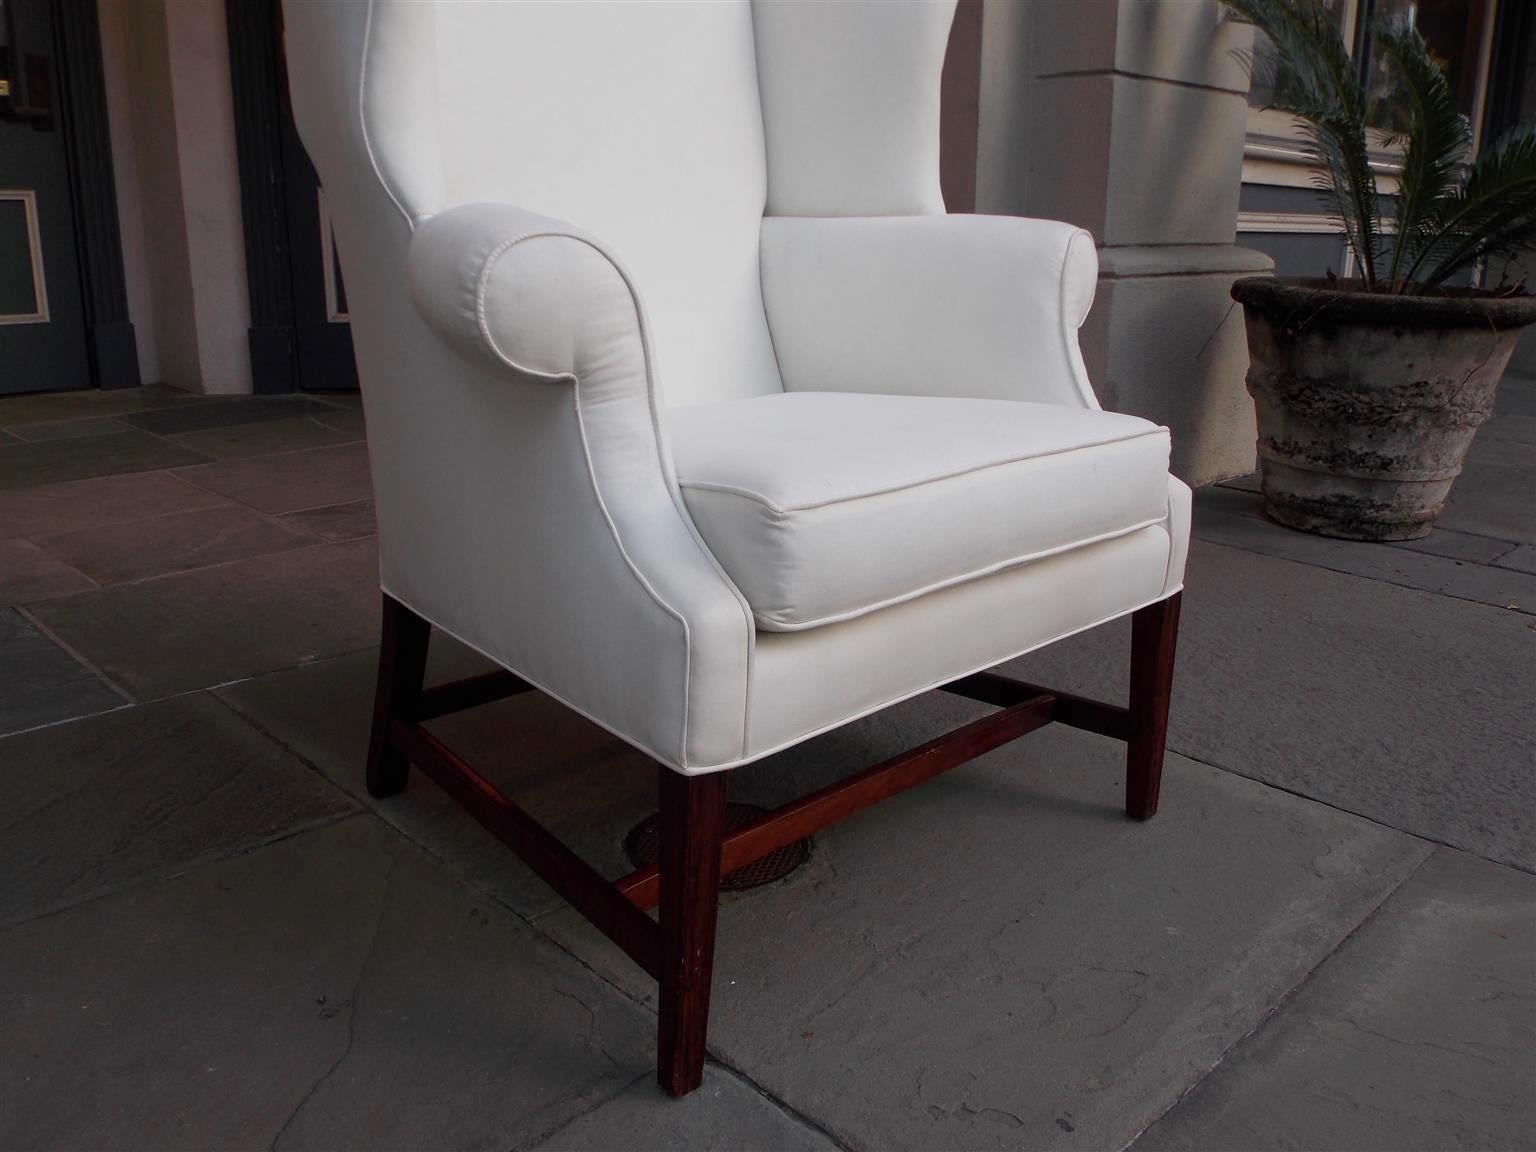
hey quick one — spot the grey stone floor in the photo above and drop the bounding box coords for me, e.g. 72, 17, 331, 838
1, 380, 1531, 1151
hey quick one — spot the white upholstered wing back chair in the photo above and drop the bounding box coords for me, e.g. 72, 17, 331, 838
283, 0, 1189, 1097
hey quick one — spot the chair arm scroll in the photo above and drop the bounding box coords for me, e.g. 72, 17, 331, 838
408, 202, 644, 385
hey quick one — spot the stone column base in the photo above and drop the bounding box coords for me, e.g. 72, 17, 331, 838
1081, 244, 1275, 487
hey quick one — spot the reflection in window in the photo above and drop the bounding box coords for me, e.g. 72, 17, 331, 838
1246, 0, 1355, 115
1245, 0, 1496, 150
1367, 0, 1492, 135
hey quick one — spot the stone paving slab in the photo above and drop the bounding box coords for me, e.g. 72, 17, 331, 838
541, 722, 1429, 1152
31, 503, 313, 586
0, 538, 96, 605
1437, 458, 1535, 545
218, 647, 661, 919
174, 441, 373, 515
1007, 539, 1536, 871
308, 405, 368, 438
1132, 848, 1536, 1152
118, 394, 325, 436
167, 415, 361, 460
0, 608, 124, 736
0, 384, 206, 427
28, 537, 379, 699
0, 431, 212, 491
1498, 544, 1536, 575
280, 498, 376, 542
0, 471, 228, 540
0, 693, 357, 928
5, 416, 136, 443
1193, 486, 1535, 613
0, 817, 654, 1152
1465, 431, 1534, 468
1477, 412, 1536, 445
527, 1066, 841, 1152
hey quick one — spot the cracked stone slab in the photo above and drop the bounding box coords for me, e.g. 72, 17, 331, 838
0, 608, 125, 735
527, 1065, 842, 1152
540, 721, 1427, 1151
1006, 539, 1536, 871
218, 647, 666, 919
173, 441, 373, 515
1192, 486, 1536, 613
0, 431, 212, 491
1436, 459, 1535, 545
1132, 848, 1536, 1151
0, 817, 654, 1152
30, 504, 314, 586
0, 471, 228, 541
26, 537, 380, 699
0, 692, 357, 927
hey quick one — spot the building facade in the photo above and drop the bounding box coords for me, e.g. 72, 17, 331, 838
1, 0, 1531, 480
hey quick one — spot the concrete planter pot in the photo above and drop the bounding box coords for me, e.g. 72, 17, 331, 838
1231, 277, 1536, 540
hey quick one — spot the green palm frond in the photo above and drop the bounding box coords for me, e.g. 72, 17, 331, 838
1409, 123, 1536, 288
1225, 0, 1380, 288
1372, 21, 1471, 290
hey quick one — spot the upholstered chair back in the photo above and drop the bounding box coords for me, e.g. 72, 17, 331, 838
284, 0, 955, 407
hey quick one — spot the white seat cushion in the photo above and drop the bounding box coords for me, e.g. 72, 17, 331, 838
669, 392, 1172, 631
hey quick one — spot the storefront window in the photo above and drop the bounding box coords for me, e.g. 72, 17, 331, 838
1246, 0, 1356, 115
1366, 0, 1494, 137
1242, 0, 1498, 187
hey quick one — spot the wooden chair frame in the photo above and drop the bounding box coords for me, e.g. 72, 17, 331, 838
366, 590, 1182, 1097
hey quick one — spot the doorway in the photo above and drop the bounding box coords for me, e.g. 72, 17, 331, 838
1, 0, 88, 396
0, 0, 138, 398
226, 0, 357, 395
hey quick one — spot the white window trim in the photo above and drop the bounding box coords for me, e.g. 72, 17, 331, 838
0, 189, 49, 326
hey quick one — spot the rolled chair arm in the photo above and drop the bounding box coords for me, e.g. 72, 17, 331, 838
408, 202, 643, 383
403, 201, 756, 771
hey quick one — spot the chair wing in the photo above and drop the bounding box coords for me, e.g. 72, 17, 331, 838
761, 215, 1102, 408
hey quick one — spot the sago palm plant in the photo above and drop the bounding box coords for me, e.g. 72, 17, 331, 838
1227, 0, 1536, 295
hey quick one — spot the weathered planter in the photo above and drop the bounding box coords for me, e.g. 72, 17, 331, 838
1231, 277, 1536, 540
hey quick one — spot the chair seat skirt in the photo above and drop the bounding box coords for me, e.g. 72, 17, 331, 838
670, 392, 1173, 631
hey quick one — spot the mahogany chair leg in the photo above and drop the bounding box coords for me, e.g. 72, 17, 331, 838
367, 594, 431, 798
655, 767, 728, 1097
1126, 591, 1181, 821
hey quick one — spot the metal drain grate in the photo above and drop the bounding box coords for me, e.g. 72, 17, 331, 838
625, 803, 811, 891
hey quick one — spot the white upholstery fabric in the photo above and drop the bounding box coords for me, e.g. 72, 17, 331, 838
394, 0, 781, 406
1164, 476, 1192, 596
282, 0, 1191, 775
753, 0, 952, 215
671, 393, 1171, 630
285, 2, 755, 771
748, 526, 1174, 758
761, 215, 1100, 408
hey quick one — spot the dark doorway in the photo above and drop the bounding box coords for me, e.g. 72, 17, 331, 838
226, 0, 357, 394
1, 0, 89, 396
0, 0, 139, 397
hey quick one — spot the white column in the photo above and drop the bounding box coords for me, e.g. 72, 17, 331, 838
977, 0, 1271, 485
107, 0, 251, 394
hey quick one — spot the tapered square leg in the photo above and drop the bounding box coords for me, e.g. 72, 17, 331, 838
656, 768, 727, 1097
1126, 591, 1181, 821
367, 594, 430, 798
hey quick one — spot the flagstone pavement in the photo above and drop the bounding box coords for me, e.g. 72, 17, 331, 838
1, 378, 1531, 1151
